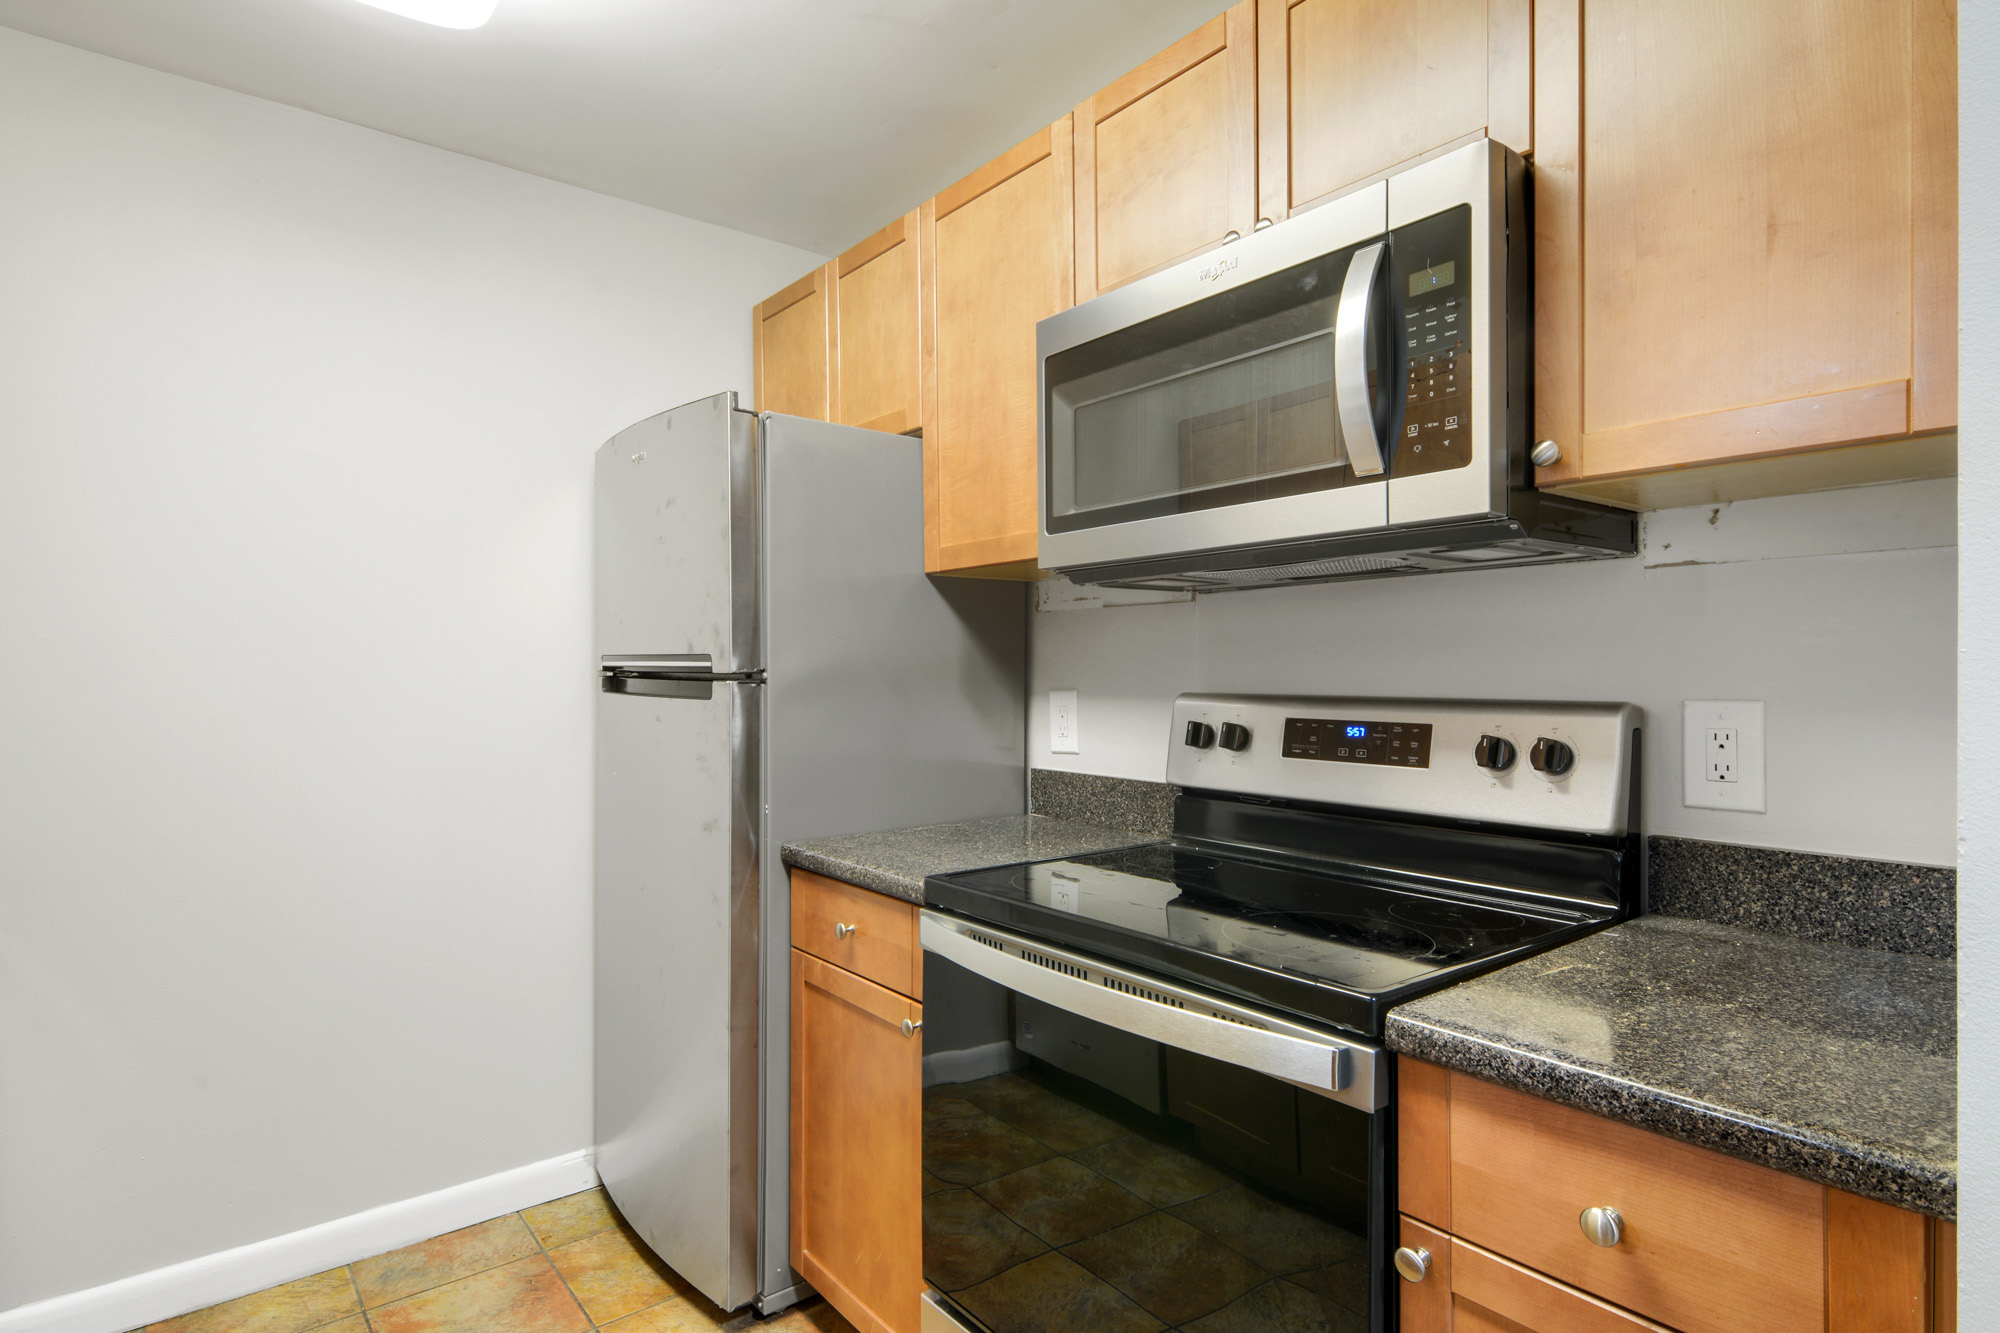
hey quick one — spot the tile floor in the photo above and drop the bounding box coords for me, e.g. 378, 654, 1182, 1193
924, 1071, 1369, 1333
138, 1189, 856, 1333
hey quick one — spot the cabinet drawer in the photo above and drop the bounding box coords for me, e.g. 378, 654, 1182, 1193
1449, 1075, 1824, 1333
791, 868, 921, 999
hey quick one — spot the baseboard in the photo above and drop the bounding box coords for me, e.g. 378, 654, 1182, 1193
922, 1040, 1020, 1088
0, 1148, 598, 1333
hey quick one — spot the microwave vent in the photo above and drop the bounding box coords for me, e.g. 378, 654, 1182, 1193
1207, 554, 1417, 582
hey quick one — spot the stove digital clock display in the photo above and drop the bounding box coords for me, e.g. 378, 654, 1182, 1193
1282, 718, 1434, 768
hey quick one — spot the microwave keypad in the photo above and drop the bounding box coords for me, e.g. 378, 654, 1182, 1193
1283, 718, 1434, 768
1400, 294, 1469, 476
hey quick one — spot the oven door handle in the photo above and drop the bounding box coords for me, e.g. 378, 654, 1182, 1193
1335, 239, 1389, 477
920, 911, 1385, 1112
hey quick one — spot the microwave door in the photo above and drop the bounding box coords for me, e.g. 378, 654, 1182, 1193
1386, 140, 1516, 528
1039, 182, 1390, 573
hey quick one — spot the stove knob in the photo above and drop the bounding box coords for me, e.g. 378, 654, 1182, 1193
1531, 737, 1576, 777
1184, 720, 1216, 749
1218, 722, 1252, 752
1474, 735, 1517, 770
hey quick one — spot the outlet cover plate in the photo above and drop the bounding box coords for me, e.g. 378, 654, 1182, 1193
1683, 700, 1765, 812
1049, 689, 1079, 755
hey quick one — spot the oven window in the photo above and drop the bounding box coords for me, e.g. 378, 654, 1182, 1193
923, 957, 1381, 1332
1044, 242, 1392, 536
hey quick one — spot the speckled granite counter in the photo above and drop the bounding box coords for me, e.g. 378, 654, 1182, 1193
1387, 915, 1956, 1218
781, 814, 1156, 904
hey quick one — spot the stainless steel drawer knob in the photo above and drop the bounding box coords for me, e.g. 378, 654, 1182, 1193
833, 922, 856, 940
1579, 1206, 1624, 1247
1531, 439, 1564, 468
902, 1018, 923, 1038
1393, 1246, 1432, 1283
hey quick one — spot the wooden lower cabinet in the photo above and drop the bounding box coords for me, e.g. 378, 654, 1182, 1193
791, 947, 923, 1333
1398, 1059, 1948, 1333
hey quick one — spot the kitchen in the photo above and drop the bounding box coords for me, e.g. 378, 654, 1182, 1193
0, 3, 1986, 1333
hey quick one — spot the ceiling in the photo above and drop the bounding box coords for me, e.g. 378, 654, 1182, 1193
0, 0, 1230, 255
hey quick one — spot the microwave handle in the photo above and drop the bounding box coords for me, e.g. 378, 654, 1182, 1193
1335, 240, 1389, 477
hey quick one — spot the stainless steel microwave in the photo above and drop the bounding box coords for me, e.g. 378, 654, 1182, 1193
1037, 139, 1635, 591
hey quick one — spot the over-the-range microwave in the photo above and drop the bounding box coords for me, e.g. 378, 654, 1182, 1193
1037, 139, 1636, 591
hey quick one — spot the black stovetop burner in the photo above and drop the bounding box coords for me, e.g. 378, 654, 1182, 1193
925, 794, 1638, 1038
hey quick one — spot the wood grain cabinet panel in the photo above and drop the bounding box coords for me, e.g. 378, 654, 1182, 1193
791, 949, 922, 1333
754, 264, 834, 420
1534, 0, 1958, 506
835, 211, 923, 435
1256, 0, 1529, 222
920, 120, 1074, 577
1073, 3, 1257, 299
790, 868, 921, 1000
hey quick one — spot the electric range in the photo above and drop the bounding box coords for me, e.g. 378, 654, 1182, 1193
916, 695, 1641, 1333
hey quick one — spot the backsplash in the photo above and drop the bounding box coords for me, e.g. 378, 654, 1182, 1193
1027, 770, 1177, 837
1648, 835, 1955, 961
1029, 771, 1956, 961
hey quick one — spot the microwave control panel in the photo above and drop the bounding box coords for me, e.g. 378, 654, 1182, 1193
1394, 205, 1474, 478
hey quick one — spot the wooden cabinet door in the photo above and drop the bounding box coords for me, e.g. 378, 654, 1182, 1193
920, 120, 1074, 577
835, 210, 923, 435
1257, 0, 1529, 223
755, 263, 834, 420
1534, 0, 1957, 507
1443, 1238, 1679, 1333
791, 949, 922, 1333
1073, 3, 1256, 300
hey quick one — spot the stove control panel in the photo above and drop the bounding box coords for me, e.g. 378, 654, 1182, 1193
1167, 694, 1641, 837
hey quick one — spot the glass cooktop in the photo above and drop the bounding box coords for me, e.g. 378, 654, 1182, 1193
925, 841, 1615, 1036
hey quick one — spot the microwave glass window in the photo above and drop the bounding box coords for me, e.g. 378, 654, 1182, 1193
1045, 242, 1390, 535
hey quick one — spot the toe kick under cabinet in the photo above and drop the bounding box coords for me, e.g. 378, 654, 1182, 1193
1396, 1059, 1956, 1333
790, 868, 925, 1333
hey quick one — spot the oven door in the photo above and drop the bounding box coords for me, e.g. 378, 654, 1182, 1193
918, 911, 1393, 1333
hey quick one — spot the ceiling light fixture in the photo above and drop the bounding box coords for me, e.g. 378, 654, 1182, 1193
351, 0, 500, 29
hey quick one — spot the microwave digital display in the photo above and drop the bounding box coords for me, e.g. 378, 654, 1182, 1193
1408, 261, 1456, 296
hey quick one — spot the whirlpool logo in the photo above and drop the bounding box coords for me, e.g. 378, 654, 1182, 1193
1197, 256, 1239, 283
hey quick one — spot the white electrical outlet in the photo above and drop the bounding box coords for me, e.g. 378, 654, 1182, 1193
1049, 689, 1080, 754
1683, 701, 1765, 812
1705, 728, 1739, 782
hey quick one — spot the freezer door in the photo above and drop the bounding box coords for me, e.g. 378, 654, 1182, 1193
595, 678, 761, 1311
594, 392, 760, 672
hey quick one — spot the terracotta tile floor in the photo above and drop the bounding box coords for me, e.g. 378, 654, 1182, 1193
137, 1189, 856, 1333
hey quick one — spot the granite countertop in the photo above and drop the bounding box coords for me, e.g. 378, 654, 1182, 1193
781, 814, 1157, 904
1388, 915, 1956, 1219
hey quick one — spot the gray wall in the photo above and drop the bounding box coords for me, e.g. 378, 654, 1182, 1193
0, 27, 821, 1310
1959, 1, 1993, 1319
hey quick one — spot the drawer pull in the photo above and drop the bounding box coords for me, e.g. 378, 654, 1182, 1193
1579, 1206, 1624, 1247
902, 1019, 923, 1038
1393, 1246, 1432, 1283
833, 922, 857, 940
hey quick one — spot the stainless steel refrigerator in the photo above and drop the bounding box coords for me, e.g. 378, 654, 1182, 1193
593, 393, 1024, 1315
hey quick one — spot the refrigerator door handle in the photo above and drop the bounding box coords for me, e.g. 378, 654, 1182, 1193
600, 654, 765, 683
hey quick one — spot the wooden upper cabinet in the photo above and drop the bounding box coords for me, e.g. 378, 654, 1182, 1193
834, 210, 923, 435
754, 263, 834, 420
1534, 0, 1958, 508
1257, 0, 1529, 222
1073, 3, 1257, 299
921, 120, 1074, 577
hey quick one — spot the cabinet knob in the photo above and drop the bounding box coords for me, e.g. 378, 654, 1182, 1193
1531, 439, 1564, 468
1254, 217, 1275, 231
1223, 230, 1242, 243
902, 1018, 923, 1038
1579, 1206, 1624, 1247
833, 922, 857, 940
1393, 1246, 1432, 1282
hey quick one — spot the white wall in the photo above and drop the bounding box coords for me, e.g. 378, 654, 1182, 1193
1032, 481, 1957, 867
0, 27, 820, 1312
1958, 0, 1994, 1318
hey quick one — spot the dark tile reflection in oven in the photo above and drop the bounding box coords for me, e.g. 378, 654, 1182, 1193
922, 1189, 1049, 1291
925, 1069, 1369, 1332
972, 1157, 1152, 1247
